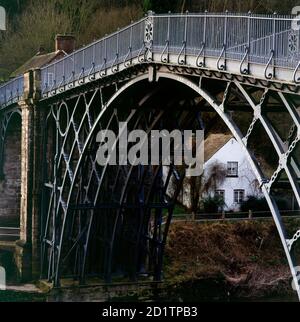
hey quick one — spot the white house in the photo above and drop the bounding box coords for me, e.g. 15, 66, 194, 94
169, 133, 264, 212
203, 134, 263, 211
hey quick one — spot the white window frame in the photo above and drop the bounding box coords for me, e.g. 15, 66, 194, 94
215, 189, 225, 200
227, 161, 239, 177
234, 189, 245, 204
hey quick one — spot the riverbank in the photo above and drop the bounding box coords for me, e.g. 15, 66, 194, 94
0, 218, 299, 302
164, 219, 300, 301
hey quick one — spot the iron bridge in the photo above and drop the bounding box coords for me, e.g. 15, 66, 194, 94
0, 11, 300, 299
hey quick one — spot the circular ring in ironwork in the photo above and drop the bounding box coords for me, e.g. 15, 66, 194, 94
58, 102, 70, 137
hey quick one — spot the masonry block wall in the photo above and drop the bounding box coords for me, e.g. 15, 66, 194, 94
0, 115, 21, 225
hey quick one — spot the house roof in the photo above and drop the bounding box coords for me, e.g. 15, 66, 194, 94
10, 51, 64, 78
204, 133, 233, 162
204, 133, 300, 181
10, 34, 76, 78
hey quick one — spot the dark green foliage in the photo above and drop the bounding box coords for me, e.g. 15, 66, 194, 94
241, 195, 290, 212
0, 0, 26, 15
202, 195, 225, 213
274, 198, 289, 211
142, 0, 151, 12
241, 196, 269, 212
143, 0, 178, 13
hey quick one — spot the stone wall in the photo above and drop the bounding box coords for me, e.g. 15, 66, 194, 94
0, 115, 21, 226
43, 281, 165, 302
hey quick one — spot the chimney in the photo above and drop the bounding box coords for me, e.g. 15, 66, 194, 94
55, 34, 76, 54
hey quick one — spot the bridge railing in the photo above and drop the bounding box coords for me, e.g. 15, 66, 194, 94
40, 12, 300, 96
152, 12, 299, 69
1, 12, 300, 104
0, 75, 24, 108
41, 18, 146, 95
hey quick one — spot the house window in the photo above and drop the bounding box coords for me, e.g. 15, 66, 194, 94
234, 190, 245, 204
215, 190, 225, 200
227, 162, 238, 177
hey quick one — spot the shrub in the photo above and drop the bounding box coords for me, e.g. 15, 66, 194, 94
202, 195, 225, 213
240, 196, 269, 212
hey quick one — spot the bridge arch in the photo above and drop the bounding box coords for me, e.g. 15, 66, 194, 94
155, 72, 300, 299
41, 70, 300, 299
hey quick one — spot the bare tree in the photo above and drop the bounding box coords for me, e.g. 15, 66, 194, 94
202, 161, 227, 195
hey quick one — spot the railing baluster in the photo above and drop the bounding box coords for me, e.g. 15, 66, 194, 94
88, 44, 96, 81
112, 29, 120, 73
196, 10, 207, 67
178, 11, 188, 65
70, 51, 75, 88
240, 11, 251, 75
264, 12, 277, 79
78, 48, 85, 84
51, 63, 57, 94
100, 37, 107, 77
218, 10, 228, 71
58, 58, 66, 92
124, 23, 133, 67
161, 13, 171, 63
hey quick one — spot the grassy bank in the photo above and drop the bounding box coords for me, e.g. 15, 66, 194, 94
164, 219, 300, 300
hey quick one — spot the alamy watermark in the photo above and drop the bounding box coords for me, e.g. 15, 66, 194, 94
0, 266, 6, 291
292, 6, 300, 31
0, 6, 6, 31
96, 123, 204, 177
